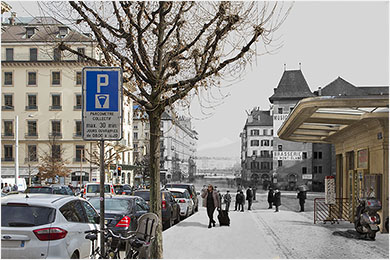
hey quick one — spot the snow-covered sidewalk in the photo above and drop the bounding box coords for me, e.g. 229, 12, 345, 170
163, 193, 389, 259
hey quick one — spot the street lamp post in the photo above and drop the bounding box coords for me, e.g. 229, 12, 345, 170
15, 115, 19, 185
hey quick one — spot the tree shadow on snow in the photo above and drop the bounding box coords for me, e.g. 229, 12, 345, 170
332, 229, 375, 241
177, 221, 208, 228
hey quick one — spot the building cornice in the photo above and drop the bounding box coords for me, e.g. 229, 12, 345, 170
1, 60, 96, 67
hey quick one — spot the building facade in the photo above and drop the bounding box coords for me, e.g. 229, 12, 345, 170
1, 16, 134, 186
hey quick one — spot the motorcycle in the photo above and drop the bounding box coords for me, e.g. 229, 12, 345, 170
354, 198, 381, 240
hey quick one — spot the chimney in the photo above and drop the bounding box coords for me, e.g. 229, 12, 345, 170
8, 12, 16, 25
318, 87, 322, 96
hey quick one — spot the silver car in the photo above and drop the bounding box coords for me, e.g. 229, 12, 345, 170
1, 194, 99, 259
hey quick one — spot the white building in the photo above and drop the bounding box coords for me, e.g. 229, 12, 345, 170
1, 16, 134, 186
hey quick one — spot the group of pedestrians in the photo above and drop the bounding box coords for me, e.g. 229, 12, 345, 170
234, 186, 255, 212
267, 187, 281, 212
1, 182, 18, 193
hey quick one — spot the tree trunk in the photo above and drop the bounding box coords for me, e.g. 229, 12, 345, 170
148, 108, 163, 259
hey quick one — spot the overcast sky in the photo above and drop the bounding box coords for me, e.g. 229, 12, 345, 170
6, 1, 389, 157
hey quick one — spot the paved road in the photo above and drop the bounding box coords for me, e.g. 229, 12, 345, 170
163, 192, 389, 259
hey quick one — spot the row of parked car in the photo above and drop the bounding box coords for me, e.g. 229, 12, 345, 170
1, 182, 199, 259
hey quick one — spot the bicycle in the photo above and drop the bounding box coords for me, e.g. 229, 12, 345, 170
85, 228, 121, 259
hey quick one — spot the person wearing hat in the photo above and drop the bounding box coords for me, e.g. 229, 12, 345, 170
267, 187, 274, 209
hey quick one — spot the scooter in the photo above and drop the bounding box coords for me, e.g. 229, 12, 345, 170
354, 198, 381, 240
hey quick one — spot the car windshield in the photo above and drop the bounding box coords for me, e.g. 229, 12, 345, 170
1, 205, 56, 227
87, 184, 111, 193
89, 198, 133, 211
165, 184, 189, 190
133, 191, 150, 201
25, 187, 52, 194
114, 186, 123, 192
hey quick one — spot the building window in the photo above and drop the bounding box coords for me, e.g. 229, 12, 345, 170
75, 121, 82, 137
278, 160, 282, 167
250, 129, 259, 136
28, 72, 37, 86
318, 152, 322, 159
261, 140, 270, 146
314, 151, 322, 160
53, 48, 61, 61
260, 150, 269, 158
75, 145, 85, 162
261, 162, 270, 170
271, 129, 274, 136
134, 125, 138, 129
52, 145, 61, 159
75, 94, 82, 109
4, 72, 13, 85
318, 166, 322, 174
3, 94, 13, 110
278, 107, 283, 114
76, 72, 82, 85
52, 71, 61, 85
271, 140, 273, 146
134, 132, 138, 140
302, 152, 307, 159
3, 145, 13, 161
26, 28, 35, 38
302, 167, 307, 174
27, 145, 37, 161
77, 48, 85, 62
3, 120, 13, 136
27, 121, 37, 136
290, 107, 294, 112
27, 94, 37, 110
5, 48, 13, 61
252, 150, 257, 156
250, 161, 259, 170
313, 166, 317, 174
278, 145, 282, 151
250, 140, 259, 146
263, 129, 268, 135
51, 94, 61, 110
51, 121, 61, 137
30, 48, 38, 61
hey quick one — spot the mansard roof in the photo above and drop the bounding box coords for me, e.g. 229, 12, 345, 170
245, 110, 273, 127
269, 70, 314, 103
318, 77, 388, 96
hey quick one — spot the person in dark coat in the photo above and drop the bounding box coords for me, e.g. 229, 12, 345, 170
246, 186, 253, 210
234, 190, 240, 211
237, 191, 245, 212
297, 190, 307, 212
267, 187, 274, 209
273, 188, 281, 212
201, 184, 221, 228
252, 187, 257, 201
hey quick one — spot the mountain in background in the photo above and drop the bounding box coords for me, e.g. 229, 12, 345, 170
196, 140, 241, 159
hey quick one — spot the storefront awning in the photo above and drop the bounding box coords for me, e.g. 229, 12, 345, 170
278, 96, 389, 143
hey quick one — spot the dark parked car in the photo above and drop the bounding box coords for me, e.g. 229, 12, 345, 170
88, 195, 149, 245
164, 183, 199, 212
24, 185, 74, 195
114, 184, 133, 195
133, 189, 180, 229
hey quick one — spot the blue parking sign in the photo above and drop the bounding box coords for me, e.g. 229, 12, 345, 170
82, 67, 123, 141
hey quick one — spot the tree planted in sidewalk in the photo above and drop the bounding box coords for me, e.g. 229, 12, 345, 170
46, 1, 291, 257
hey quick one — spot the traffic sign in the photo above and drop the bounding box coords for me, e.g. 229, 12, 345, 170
82, 67, 123, 140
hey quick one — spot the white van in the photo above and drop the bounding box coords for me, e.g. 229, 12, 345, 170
83, 183, 115, 198
1, 177, 27, 192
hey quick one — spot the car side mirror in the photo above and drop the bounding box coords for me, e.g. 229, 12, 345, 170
94, 215, 100, 224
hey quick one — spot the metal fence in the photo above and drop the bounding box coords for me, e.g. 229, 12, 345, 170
314, 198, 352, 224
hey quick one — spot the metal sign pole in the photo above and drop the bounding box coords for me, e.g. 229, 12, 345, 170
99, 140, 105, 256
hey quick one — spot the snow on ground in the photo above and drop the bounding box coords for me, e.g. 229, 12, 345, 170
163, 192, 389, 259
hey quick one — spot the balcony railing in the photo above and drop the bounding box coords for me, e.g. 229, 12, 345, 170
49, 132, 62, 138
25, 133, 38, 138
2, 157, 14, 162
73, 105, 82, 110
49, 105, 62, 110
2, 133, 14, 138
25, 105, 38, 110
73, 158, 86, 163
2, 105, 14, 111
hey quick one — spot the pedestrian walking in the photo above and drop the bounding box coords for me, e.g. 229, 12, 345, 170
297, 190, 306, 212
273, 188, 281, 212
267, 187, 274, 209
238, 191, 245, 212
201, 184, 221, 228
252, 187, 257, 201
12, 183, 18, 191
223, 190, 232, 211
234, 190, 240, 211
246, 186, 253, 210
2, 183, 10, 193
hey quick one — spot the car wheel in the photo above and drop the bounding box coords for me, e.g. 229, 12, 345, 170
70, 251, 79, 259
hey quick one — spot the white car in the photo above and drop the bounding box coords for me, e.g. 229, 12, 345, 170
166, 188, 194, 219
83, 182, 115, 198
1, 194, 99, 259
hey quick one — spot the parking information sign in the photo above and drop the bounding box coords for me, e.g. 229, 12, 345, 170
82, 67, 123, 140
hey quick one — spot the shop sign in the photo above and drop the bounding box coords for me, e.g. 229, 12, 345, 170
273, 113, 289, 137
302, 174, 312, 180
273, 151, 302, 160
357, 149, 368, 169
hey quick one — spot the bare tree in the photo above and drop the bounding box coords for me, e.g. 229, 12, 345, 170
45, 1, 291, 257
37, 136, 71, 184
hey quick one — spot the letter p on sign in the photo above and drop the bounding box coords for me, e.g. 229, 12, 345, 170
97, 74, 109, 93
